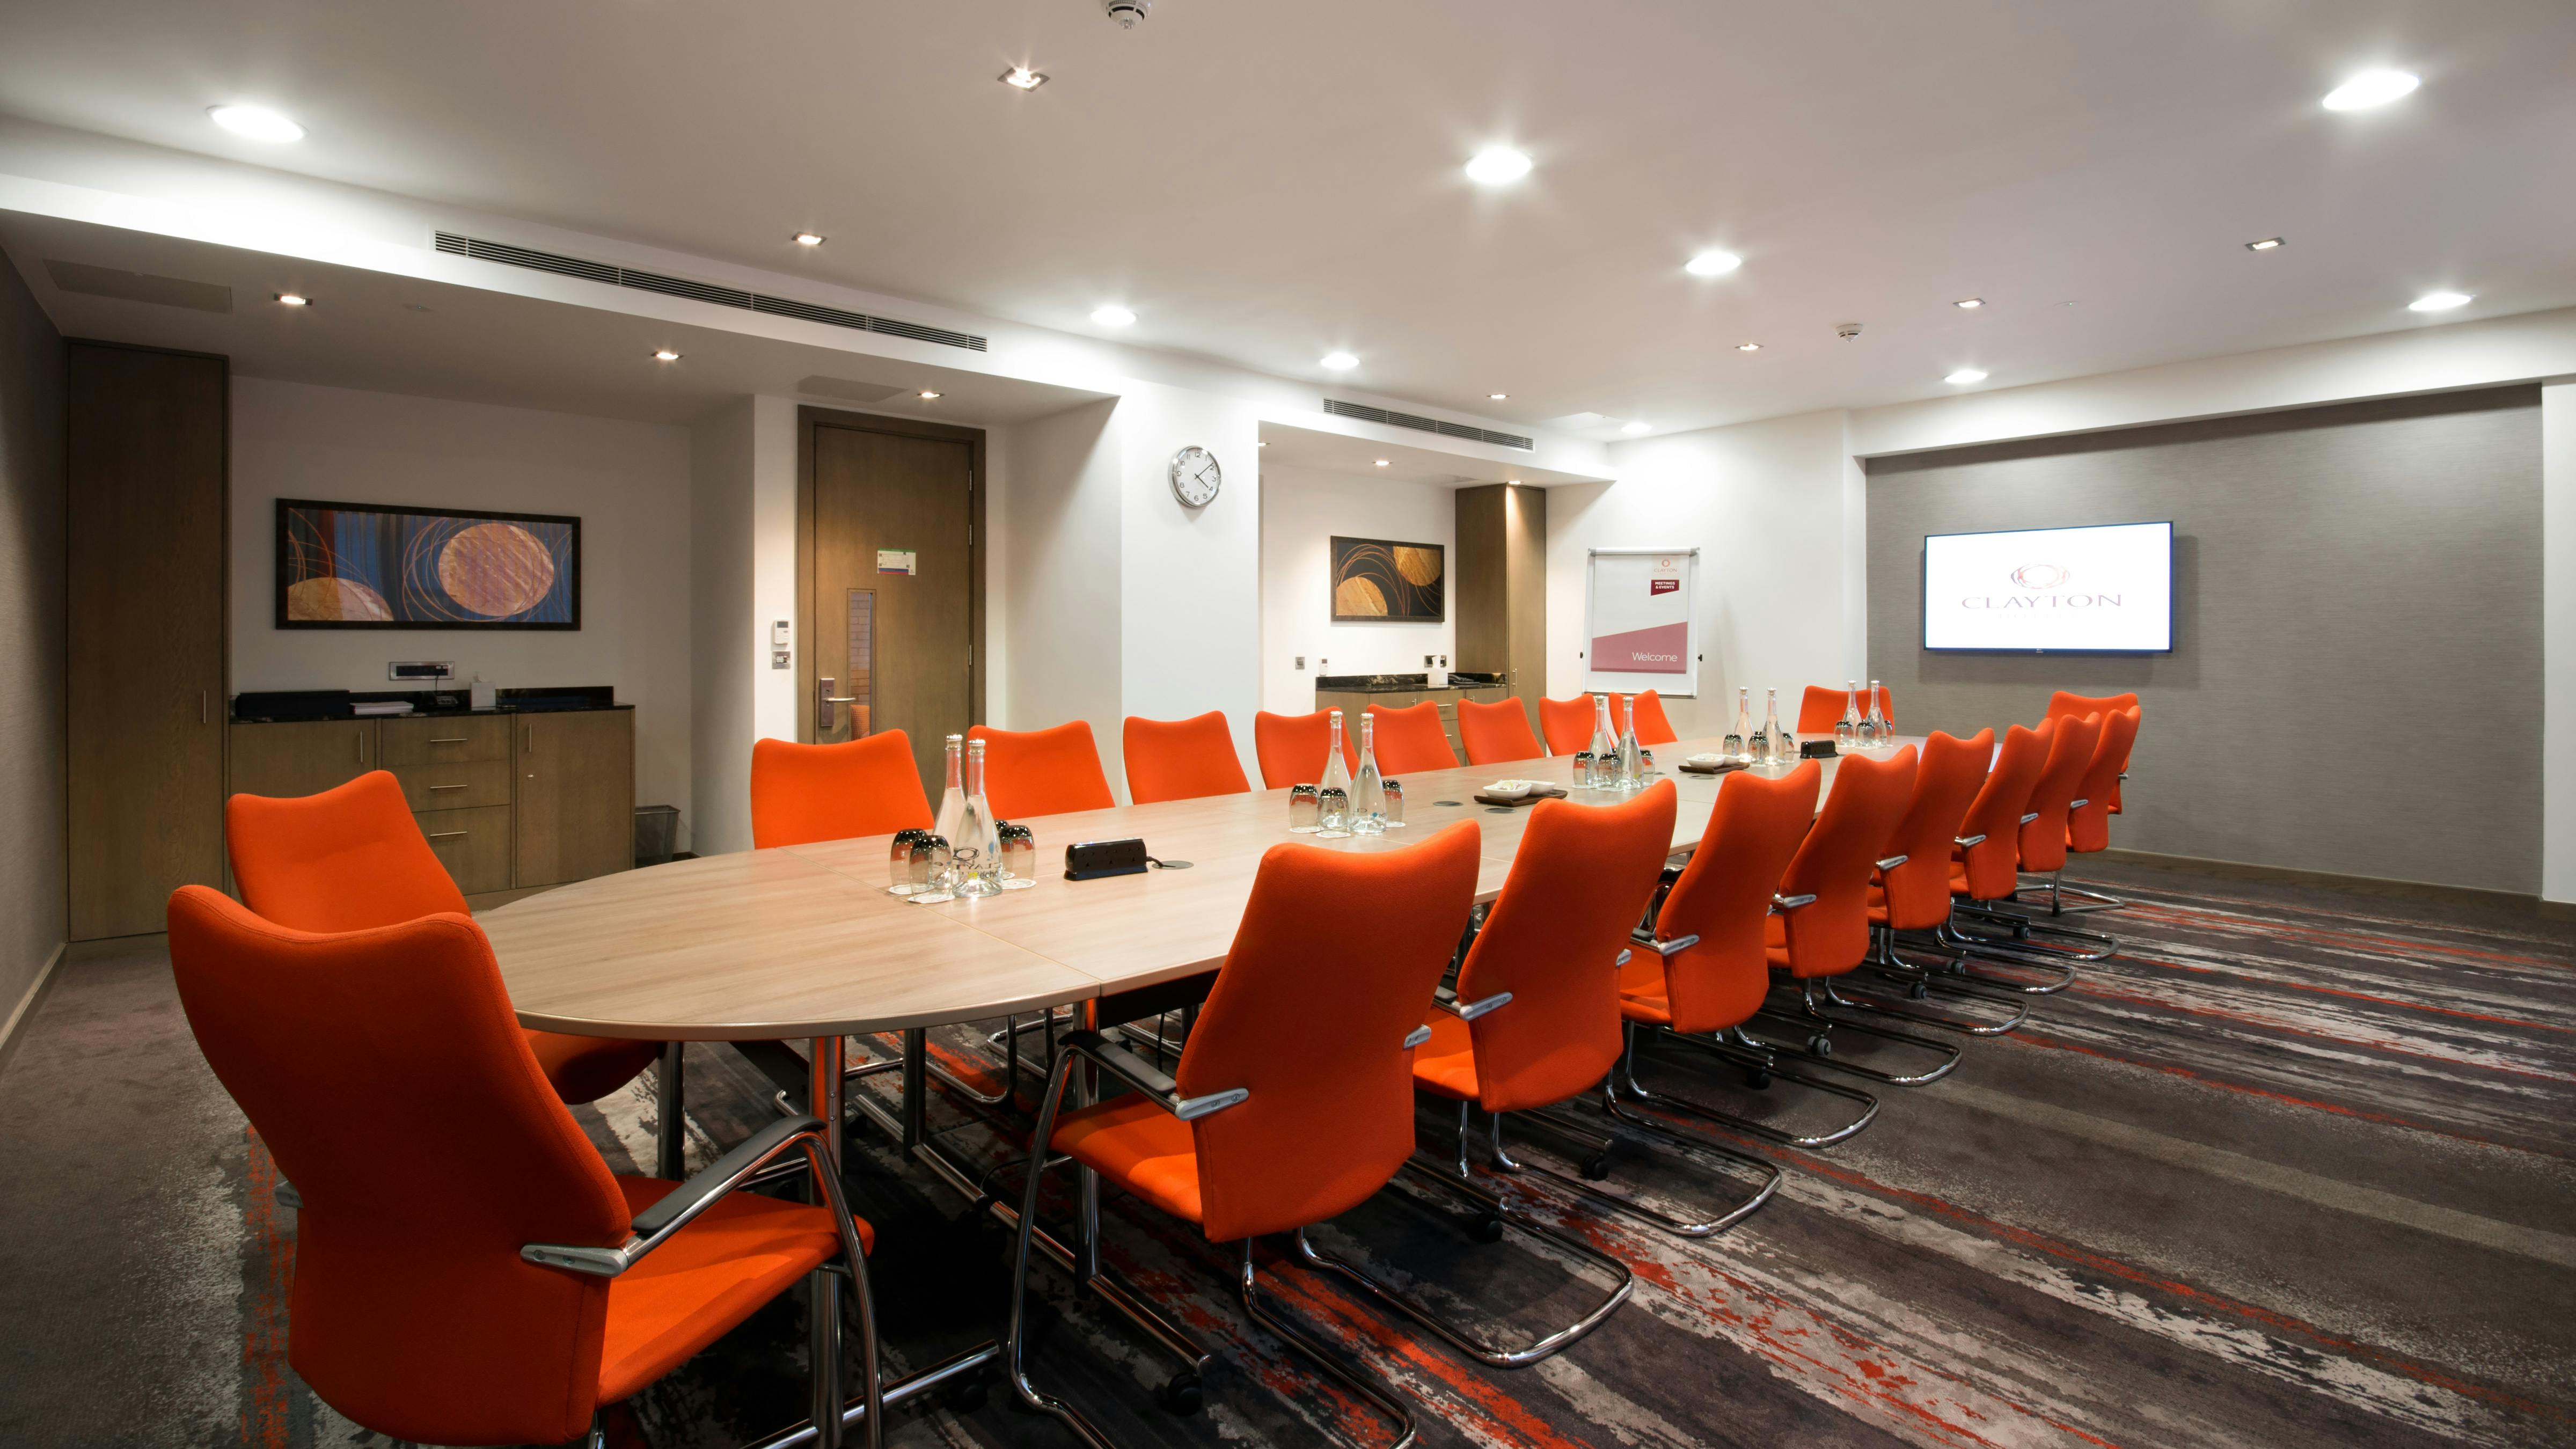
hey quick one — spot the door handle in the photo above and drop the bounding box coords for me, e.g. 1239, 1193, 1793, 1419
816, 677, 858, 734
201, 690, 210, 725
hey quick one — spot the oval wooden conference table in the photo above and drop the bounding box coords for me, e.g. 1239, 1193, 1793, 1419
479, 732, 1923, 1433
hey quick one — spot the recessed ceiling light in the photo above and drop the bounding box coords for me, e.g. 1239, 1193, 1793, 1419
1685, 250, 1742, 277
2407, 291, 2472, 312
1464, 146, 1532, 185
2322, 69, 2419, 111
208, 105, 304, 142
1256, 441, 1268, 447
1320, 351, 1358, 371
1955, 297, 1984, 310
1945, 368, 1987, 385
1488, 392, 1507, 400
2245, 236, 2285, 251
1090, 304, 1136, 327
1000, 67, 1049, 91
1621, 421, 1653, 436
1736, 341, 1761, 352
793, 232, 825, 246
918, 389, 942, 399
652, 348, 681, 361
1374, 459, 1391, 467
274, 292, 311, 306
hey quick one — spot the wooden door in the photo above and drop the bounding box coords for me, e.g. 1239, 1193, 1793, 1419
67, 343, 228, 940
805, 418, 978, 792
514, 709, 633, 888
228, 721, 378, 801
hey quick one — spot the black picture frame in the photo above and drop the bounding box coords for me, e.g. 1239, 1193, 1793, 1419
274, 497, 583, 630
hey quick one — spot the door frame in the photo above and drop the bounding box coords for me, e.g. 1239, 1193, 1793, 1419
794, 406, 988, 744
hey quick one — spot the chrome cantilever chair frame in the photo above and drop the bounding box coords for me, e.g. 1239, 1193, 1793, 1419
1006, 1030, 1418, 1449
1835, 926, 2033, 1035
1605, 930, 1880, 1150
521, 1112, 886, 1449
1738, 890, 1964, 1087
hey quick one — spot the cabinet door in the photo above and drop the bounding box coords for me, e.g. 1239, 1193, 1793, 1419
514, 711, 633, 888
67, 345, 228, 940
228, 721, 378, 802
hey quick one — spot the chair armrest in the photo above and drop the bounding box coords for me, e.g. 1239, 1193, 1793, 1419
1433, 985, 1513, 1021
1615, 947, 1632, 967
1875, 854, 1909, 871
2020, 811, 2040, 824
2069, 799, 2088, 809
1058, 1029, 1247, 1122
1403, 1024, 1432, 1049
1955, 833, 1987, 848
525, 1114, 828, 1278
1772, 892, 1818, 912
1628, 931, 1702, 955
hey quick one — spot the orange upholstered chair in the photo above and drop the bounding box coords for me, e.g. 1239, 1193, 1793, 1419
1005, 823, 1482, 1441
2016, 712, 2102, 882
1538, 695, 1599, 755
1629, 690, 1680, 747
749, 732, 933, 848
1797, 684, 1897, 734
226, 773, 661, 1106
1123, 712, 1253, 805
1252, 708, 1334, 790
1456, 697, 1547, 765
1758, 748, 1962, 1085
968, 721, 1116, 817
1934, 720, 2083, 992
1608, 763, 1878, 1148
1364, 700, 1458, 775
2048, 691, 2141, 811
1847, 728, 2029, 1034
164, 885, 881, 1448
2065, 707, 2139, 857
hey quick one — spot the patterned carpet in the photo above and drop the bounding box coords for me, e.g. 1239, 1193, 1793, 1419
1, 855, 2570, 1449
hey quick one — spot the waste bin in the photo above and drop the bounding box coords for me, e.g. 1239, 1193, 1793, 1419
634, 804, 680, 866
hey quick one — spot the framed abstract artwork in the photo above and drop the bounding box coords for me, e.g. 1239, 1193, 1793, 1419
275, 499, 581, 629
1329, 536, 1446, 623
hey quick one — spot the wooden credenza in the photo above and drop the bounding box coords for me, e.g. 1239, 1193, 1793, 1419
229, 708, 634, 903
1312, 684, 1513, 763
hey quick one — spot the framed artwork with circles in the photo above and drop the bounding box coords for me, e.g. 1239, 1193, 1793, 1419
275, 498, 581, 628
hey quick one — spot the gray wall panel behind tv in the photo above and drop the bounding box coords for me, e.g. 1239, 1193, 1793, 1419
1865, 385, 2541, 892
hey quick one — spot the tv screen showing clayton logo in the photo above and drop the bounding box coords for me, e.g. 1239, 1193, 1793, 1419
1921, 522, 2172, 653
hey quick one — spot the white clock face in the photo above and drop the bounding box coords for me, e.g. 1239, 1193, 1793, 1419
1169, 446, 1221, 507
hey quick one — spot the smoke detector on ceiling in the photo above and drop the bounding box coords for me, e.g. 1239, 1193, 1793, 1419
1104, 0, 1148, 27
1834, 321, 1864, 340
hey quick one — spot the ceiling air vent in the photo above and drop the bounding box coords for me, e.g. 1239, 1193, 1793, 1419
433, 232, 987, 352
1323, 398, 1533, 451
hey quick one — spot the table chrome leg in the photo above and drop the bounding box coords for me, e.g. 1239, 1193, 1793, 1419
656, 1039, 686, 1180
899, 1028, 927, 1150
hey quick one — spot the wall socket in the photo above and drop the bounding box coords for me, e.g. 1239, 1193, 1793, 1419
1294, 655, 1306, 669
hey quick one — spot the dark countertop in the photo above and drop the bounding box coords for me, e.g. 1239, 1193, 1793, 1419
1314, 671, 1505, 693
232, 685, 627, 723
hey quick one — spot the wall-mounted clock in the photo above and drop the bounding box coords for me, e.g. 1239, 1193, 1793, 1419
1168, 445, 1222, 508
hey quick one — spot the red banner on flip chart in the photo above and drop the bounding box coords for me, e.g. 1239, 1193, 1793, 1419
1590, 620, 1689, 673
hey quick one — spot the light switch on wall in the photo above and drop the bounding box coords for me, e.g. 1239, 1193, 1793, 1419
1295, 655, 1306, 669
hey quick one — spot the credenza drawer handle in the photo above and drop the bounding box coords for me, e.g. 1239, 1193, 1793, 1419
429, 736, 470, 744
428, 784, 470, 792
428, 830, 470, 840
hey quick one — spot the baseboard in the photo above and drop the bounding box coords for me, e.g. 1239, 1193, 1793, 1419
2092, 847, 2551, 915
0, 942, 67, 1064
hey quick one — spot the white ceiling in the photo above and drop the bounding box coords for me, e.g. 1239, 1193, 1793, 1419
1257, 420, 1602, 489
1, 1, 2571, 436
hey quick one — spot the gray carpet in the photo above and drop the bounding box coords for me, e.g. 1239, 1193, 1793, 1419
1, 856, 2570, 1448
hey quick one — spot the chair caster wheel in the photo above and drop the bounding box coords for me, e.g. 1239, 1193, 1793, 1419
1157, 1372, 1204, 1416
1579, 1152, 1612, 1181
1908, 979, 1929, 1001
1742, 1067, 1772, 1090
1807, 1034, 1832, 1057
941, 1374, 991, 1415
1465, 1212, 1507, 1245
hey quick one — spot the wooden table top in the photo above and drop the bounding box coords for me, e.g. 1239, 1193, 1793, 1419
482, 734, 1924, 1040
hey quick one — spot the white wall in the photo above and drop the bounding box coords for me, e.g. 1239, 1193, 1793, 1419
684, 394, 801, 857
2545, 380, 2576, 904
1259, 463, 1458, 715
995, 399, 1123, 785
1549, 409, 1855, 739
0, 249, 62, 1041
229, 378, 694, 830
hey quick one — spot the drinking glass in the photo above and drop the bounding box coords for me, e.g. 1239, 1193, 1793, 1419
998, 821, 1037, 890
1382, 779, 1406, 828
911, 833, 954, 902
1288, 784, 1320, 833
888, 828, 927, 895
1316, 786, 1351, 839
1637, 749, 1655, 778
1573, 751, 1596, 789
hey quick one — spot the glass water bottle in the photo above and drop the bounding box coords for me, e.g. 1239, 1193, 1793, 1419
1725, 687, 1751, 763
1762, 689, 1794, 765
1586, 694, 1618, 788
1614, 695, 1643, 791
1318, 709, 1352, 831
953, 739, 1004, 896
1351, 714, 1387, 835
932, 734, 968, 889
1836, 681, 1861, 749
1863, 680, 1889, 748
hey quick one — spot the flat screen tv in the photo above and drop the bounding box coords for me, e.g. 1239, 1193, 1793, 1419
1921, 521, 2172, 654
